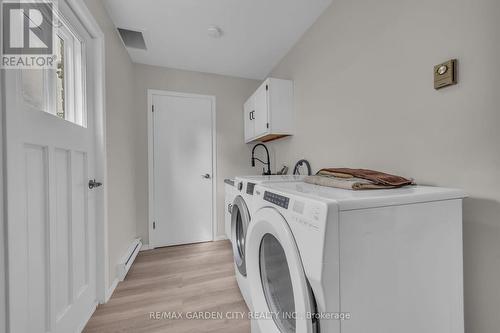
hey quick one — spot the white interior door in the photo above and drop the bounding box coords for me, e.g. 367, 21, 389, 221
152, 92, 215, 247
3, 3, 98, 332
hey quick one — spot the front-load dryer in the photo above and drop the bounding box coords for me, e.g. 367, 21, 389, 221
229, 175, 304, 310
247, 182, 466, 333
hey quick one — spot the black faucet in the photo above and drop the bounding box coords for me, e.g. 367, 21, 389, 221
251, 143, 271, 175
293, 159, 312, 176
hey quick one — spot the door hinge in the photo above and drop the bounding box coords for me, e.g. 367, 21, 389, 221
266, 85, 268, 91
152, 105, 155, 112
266, 123, 269, 128
153, 221, 156, 229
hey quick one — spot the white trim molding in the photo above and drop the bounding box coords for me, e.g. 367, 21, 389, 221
76, 301, 98, 333
104, 278, 119, 303
0, 51, 7, 333
116, 238, 142, 281
147, 90, 217, 249
106, 237, 143, 303
140, 243, 154, 251
65, 0, 108, 305
214, 235, 228, 241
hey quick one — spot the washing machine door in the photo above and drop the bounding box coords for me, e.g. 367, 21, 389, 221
231, 195, 251, 276
247, 207, 318, 333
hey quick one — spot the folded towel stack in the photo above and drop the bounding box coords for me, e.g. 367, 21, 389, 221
305, 168, 414, 190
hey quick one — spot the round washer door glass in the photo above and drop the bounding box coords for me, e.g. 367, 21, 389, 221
235, 209, 245, 260
260, 233, 296, 332
231, 196, 250, 276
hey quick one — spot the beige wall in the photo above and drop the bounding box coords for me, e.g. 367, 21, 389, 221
85, 0, 138, 288
266, 0, 500, 332
132, 64, 259, 244
84, 0, 259, 288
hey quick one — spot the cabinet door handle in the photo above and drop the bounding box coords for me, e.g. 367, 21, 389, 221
249, 111, 252, 120
251, 111, 255, 120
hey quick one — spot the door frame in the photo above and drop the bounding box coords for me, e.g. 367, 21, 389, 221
1, 51, 6, 333
67, 0, 109, 305
63, 0, 109, 306
147, 89, 217, 249
0, 0, 109, 319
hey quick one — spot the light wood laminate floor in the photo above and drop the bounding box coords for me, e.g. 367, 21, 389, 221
84, 240, 250, 333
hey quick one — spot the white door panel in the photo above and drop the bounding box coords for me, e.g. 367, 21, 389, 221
5, 75, 97, 333
24, 145, 50, 332
4, 3, 97, 332
152, 93, 214, 247
54, 149, 72, 319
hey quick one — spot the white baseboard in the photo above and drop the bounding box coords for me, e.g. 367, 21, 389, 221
116, 238, 142, 282
76, 301, 97, 333
104, 278, 119, 303
141, 237, 228, 251
104, 237, 140, 303
140, 243, 154, 251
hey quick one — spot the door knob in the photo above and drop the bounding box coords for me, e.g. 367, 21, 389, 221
88, 179, 102, 189
202, 174, 211, 179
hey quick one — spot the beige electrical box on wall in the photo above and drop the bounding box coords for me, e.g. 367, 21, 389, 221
434, 59, 457, 89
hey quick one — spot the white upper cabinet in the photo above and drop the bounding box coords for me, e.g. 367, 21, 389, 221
244, 96, 255, 142
244, 78, 294, 143
253, 82, 269, 138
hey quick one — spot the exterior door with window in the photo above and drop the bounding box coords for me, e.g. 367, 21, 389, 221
3, 2, 98, 332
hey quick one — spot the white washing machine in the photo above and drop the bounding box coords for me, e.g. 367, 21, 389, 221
227, 175, 304, 310
224, 179, 238, 240
247, 182, 466, 333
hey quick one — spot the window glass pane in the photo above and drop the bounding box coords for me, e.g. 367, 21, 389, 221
19, 14, 85, 127
232, 203, 247, 276
236, 210, 245, 259
55, 36, 65, 119
260, 234, 296, 332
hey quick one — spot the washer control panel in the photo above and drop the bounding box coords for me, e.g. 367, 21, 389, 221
264, 191, 290, 209
246, 182, 256, 195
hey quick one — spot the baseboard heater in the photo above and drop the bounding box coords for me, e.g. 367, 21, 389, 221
116, 238, 142, 281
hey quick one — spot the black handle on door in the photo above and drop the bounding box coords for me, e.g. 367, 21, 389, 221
88, 179, 102, 189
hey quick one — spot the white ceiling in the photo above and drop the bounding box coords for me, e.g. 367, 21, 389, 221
103, 0, 332, 79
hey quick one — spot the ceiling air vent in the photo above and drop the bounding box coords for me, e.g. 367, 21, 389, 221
117, 28, 147, 50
